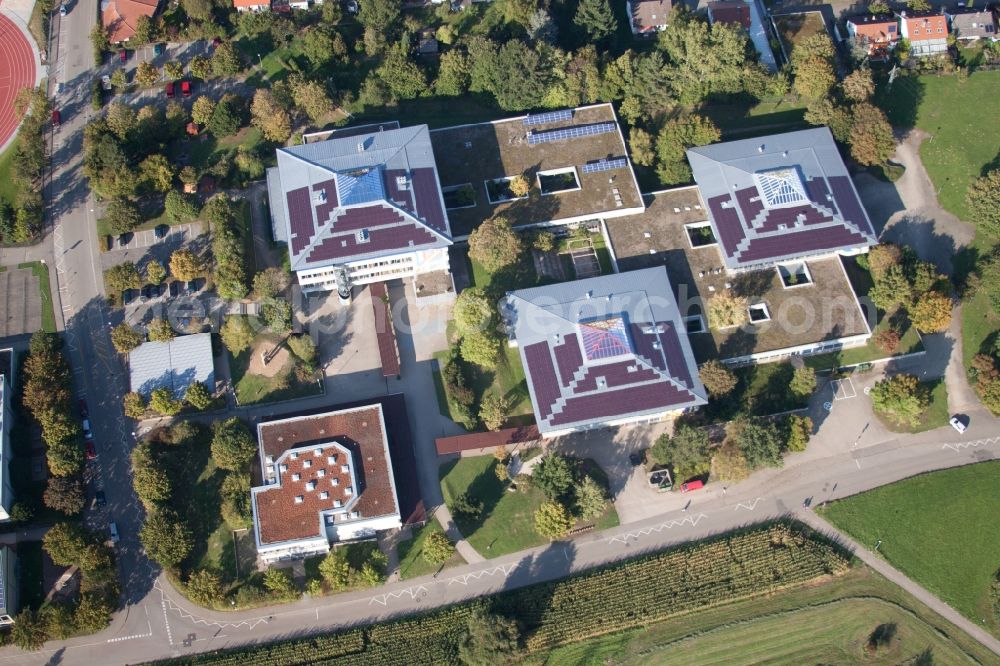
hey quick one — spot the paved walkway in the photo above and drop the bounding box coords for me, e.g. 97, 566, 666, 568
800, 511, 1000, 657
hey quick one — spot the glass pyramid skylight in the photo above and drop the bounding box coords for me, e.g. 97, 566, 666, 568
753, 167, 808, 209
336, 168, 386, 206
579, 316, 632, 361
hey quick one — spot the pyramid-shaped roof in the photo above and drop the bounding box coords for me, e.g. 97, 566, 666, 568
506, 268, 707, 434
687, 127, 876, 269
268, 125, 452, 272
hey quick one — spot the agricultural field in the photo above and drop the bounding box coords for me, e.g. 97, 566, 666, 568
155, 523, 855, 666
820, 461, 1000, 636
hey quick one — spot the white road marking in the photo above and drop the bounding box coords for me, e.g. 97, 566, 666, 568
855, 459, 862, 469
447, 564, 515, 587
369, 585, 428, 606
831, 377, 856, 400
107, 631, 153, 643
734, 497, 763, 512
942, 436, 1000, 452
606, 513, 708, 545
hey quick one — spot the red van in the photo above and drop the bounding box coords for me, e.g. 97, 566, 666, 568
681, 480, 704, 493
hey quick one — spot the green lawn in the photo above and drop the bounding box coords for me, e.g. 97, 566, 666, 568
229, 332, 324, 406
545, 595, 982, 666
440, 456, 618, 558
879, 70, 1000, 221
19, 261, 56, 333
0, 142, 17, 207
874, 379, 949, 434
702, 361, 808, 422
820, 461, 1000, 636
434, 338, 534, 429
396, 518, 464, 580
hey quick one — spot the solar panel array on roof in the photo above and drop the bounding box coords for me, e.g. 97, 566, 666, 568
523, 109, 574, 126
524, 342, 560, 420
582, 157, 629, 174
527, 122, 617, 145
550, 382, 692, 426
410, 168, 448, 234
287, 187, 316, 255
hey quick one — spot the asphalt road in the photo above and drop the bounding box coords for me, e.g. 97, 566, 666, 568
4, 5, 998, 665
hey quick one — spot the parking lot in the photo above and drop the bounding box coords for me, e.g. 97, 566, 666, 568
106, 222, 201, 253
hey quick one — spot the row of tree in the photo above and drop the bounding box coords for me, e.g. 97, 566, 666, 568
861, 242, 952, 335
0, 88, 49, 245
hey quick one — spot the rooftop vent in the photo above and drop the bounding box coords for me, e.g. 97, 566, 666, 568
327, 455, 337, 465
292, 473, 301, 482
758, 144, 766, 153
317, 469, 326, 478
334, 499, 343, 508
314, 448, 323, 457
320, 491, 329, 500
314, 189, 327, 204
294, 495, 304, 504
306, 480, 317, 491
586, 290, 593, 299
345, 486, 354, 496
597, 378, 607, 389
357, 141, 365, 153
341, 465, 350, 473
331, 478, 340, 486
396, 175, 410, 190
356, 229, 370, 244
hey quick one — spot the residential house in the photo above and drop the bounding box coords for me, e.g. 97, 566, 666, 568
250, 404, 403, 564
707, 0, 751, 30
707, 0, 777, 71
0, 375, 13, 523
128, 333, 215, 399
266, 124, 453, 294
898, 10, 949, 56
430, 104, 644, 238
504, 268, 708, 438
946, 8, 997, 42
846, 14, 900, 60
100, 0, 160, 44
0, 546, 16, 625
627, 0, 670, 35
233, 0, 270, 11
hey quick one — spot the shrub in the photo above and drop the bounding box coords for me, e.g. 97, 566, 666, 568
789, 366, 817, 400
185, 381, 213, 410
706, 292, 748, 329
149, 387, 183, 415
870, 373, 928, 426
422, 531, 455, 565
699, 360, 737, 398
451, 492, 483, 520
123, 392, 146, 418
534, 500, 573, 539
872, 328, 900, 354
187, 569, 224, 607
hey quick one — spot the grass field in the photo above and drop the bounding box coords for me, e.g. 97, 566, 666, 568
702, 360, 808, 422
440, 455, 618, 558
820, 461, 1000, 636
396, 518, 464, 580
19, 261, 56, 333
544, 584, 986, 665
874, 379, 949, 434
0, 143, 17, 207
880, 71, 1000, 221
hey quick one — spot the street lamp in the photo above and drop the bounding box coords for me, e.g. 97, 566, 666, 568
257, 53, 263, 69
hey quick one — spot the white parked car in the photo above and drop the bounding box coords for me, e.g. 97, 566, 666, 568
109, 522, 120, 543
949, 416, 967, 433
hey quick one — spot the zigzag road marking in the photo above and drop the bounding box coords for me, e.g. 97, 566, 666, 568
942, 436, 1000, 453
369, 585, 429, 606
155, 581, 269, 632
734, 497, 764, 512
606, 513, 708, 545
447, 564, 515, 587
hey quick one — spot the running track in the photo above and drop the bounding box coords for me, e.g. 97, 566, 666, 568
0, 12, 37, 151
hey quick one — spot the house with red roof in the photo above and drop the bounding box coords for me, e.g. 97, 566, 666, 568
266, 124, 453, 295
707, 0, 751, 30
897, 10, 948, 56
233, 0, 270, 12
250, 404, 402, 564
846, 14, 900, 60
505, 267, 707, 437
627, 0, 670, 35
100, 0, 159, 44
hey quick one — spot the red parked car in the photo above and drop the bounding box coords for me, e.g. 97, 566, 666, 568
681, 480, 704, 493
180, 80, 191, 97
86, 441, 97, 460
119, 49, 127, 63
165, 82, 175, 98
51, 109, 61, 126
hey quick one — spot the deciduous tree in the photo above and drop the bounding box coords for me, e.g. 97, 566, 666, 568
221, 315, 256, 355
147, 318, 176, 342
574, 0, 617, 42
534, 500, 573, 539
186, 569, 224, 607
422, 530, 455, 565
873, 328, 901, 354
111, 323, 143, 353
573, 475, 606, 520
789, 366, 817, 400
479, 393, 510, 431
850, 103, 895, 167
105, 261, 142, 293
706, 291, 749, 329
910, 290, 952, 333
654, 114, 720, 185
966, 169, 1000, 237
191, 96, 216, 126
290, 78, 334, 122
185, 381, 213, 410
784, 414, 813, 452
435, 51, 470, 97
43, 477, 86, 515
170, 248, 203, 281
738, 418, 784, 470
250, 89, 291, 142
165, 190, 199, 223
629, 127, 655, 167
468, 216, 523, 272
211, 417, 256, 471
103, 197, 142, 234
460, 331, 501, 370
211, 42, 241, 76
870, 373, 928, 426
454, 288, 495, 336
163, 61, 184, 81
841, 68, 875, 102
699, 359, 738, 398
135, 61, 159, 87
149, 387, 183, 415
140, 510, 193, 567
532, 453, 574, 500
123, 391, 146, 418
190, 55, 212, 80
649, 424, 711, 480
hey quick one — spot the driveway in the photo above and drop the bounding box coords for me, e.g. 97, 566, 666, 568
878, 129, 975, 275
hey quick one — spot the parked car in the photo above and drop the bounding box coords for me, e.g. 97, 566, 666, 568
153, 43, 165, 56
681, 480, 704, 493
51, 109, 61, 126
628, 449, 645, 466
94, 490, 107, 508
109, 522, 120, 543
187, 279, 200, 293
119, 49, 127, 63
122, 288, 137, 305
165, 82, 175, 98
118, 231, 132, 247
86, 441, 97, 460
59, 3, 67, 15
168, 281, 181, 297
78, 398, 89, 419
949, 416, 967, 433
154, 224, 169, 239
180, 80, 191, 97
82, 419, 93, 440
141, 284, 156, 300
101, 74, 112, 90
